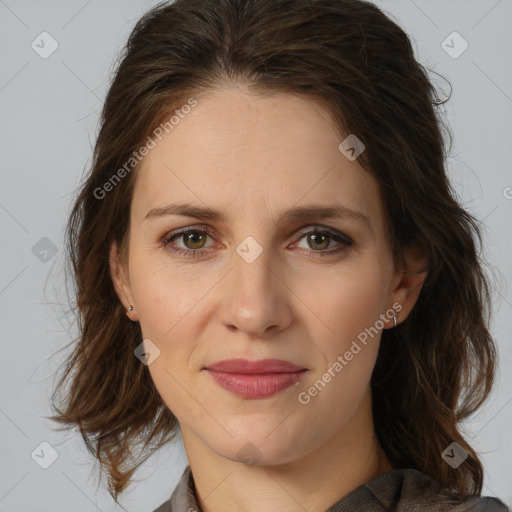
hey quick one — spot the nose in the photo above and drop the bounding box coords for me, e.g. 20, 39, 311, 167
216, 240, 293, 339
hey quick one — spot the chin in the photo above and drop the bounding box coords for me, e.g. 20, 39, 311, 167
209, 430, 308, 467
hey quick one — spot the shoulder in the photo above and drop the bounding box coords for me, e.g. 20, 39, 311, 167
452, 496, 511, 511
377, 469, 509, 511
328, 468, 510, 511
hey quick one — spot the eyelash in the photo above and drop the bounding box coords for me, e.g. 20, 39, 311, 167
160, 224, 353, 258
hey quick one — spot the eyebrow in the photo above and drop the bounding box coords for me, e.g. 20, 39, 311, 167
144, 201, 370, 227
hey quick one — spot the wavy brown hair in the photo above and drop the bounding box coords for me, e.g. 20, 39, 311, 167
49, 0, 498, 504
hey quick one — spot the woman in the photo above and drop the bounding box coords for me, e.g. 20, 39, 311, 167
49, 0, 510, 510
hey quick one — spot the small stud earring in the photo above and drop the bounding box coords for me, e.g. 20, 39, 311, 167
393, 311, 398, 328
127, 305, 134, 313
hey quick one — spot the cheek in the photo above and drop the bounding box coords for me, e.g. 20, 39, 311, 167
297, 259, 388, 346
300, 260, 387, 401
129, 257, 207, 339
127, 257, 211, 400
295, 272, 384, 440
130, 271, 198, 419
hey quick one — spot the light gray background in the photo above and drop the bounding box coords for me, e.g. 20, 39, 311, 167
1, 1, 511, 510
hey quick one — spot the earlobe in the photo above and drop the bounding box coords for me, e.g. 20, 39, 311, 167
109, 241, 138, 321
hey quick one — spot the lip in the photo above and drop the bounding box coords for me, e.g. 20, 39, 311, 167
204, 358, 306, 374
203, 358, 308, 399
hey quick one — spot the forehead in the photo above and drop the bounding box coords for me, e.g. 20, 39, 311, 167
131, 87, 384, 229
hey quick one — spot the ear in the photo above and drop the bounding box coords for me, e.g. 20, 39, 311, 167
109, 241, 138, 322
387, 242, 428, 327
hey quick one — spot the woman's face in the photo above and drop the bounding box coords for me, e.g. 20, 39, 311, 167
111, 87, 418, 466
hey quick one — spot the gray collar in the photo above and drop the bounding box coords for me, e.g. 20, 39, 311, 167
153, 465, 509, 511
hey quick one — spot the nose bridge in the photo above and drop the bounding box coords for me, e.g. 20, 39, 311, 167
235, 234, 273, 296
218, 231, 291, 335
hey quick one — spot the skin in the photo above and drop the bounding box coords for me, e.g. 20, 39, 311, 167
110, 86, 428, 512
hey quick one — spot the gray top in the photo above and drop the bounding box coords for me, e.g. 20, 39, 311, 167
153, 465, 510, 511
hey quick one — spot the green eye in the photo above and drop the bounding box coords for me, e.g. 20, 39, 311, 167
161, 225, 353, 258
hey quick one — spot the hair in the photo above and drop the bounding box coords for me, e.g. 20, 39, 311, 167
49, 0, 499, 505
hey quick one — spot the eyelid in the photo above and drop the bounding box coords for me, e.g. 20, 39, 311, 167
163, 223, 350, 240
292, 224, 353, 244
163, 224, 216, 240
161, 224, 219, 248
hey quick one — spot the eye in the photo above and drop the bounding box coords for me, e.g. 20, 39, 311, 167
291, 226, 353, 257
161, 225, 353, 258
161, 226, 217, 257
